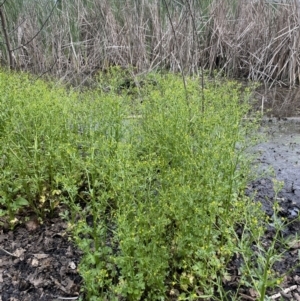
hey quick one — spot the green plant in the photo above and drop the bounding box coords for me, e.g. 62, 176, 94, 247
66, 70, 262, 300
0, 71, 81, 223
2, 68, 280, 300
235, 178, 299, 301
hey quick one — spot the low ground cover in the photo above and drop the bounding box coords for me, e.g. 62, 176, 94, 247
0, 69, 295, 300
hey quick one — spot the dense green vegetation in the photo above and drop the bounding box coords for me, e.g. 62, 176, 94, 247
1, 0, 299, 299
2, 68, 291, 300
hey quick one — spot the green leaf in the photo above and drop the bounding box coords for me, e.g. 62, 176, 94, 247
15, 197, 29, 207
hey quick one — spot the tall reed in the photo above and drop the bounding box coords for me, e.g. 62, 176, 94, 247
1, 0, 300, 86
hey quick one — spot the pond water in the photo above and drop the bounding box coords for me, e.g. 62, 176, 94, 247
254, 117, 300, 187
250, 115, 300, 218
253, 85, 300, 117
252, 84, 300, 195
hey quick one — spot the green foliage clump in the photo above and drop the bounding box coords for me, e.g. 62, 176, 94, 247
0, 68, 266, 300
0, 71, 78, 220
71, 70, 262, 300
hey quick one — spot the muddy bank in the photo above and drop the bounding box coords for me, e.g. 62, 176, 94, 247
244, 117, 300, 296
250, 117, 300, 216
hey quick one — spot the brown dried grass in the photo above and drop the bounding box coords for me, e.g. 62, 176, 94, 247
2, 0, 300, 87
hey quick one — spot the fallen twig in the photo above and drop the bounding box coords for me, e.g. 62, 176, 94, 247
56, 297, 79, 300
269, 285, 298, 300
0, 246, 16, 257
293, 292, 300, 301
238, 293, 256, 301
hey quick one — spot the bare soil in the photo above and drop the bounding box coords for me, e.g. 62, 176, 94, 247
0, 217, 82, 301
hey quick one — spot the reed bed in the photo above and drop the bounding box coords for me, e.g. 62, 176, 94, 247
1, 0, 300, 86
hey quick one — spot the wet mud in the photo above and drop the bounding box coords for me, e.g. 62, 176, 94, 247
244, 117, 300, 299
250, 117, 300, 216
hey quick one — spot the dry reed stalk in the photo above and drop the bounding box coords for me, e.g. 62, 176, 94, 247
2, 0, 300, 87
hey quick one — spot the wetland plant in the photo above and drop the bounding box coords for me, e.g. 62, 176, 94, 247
1, 68, 292, 300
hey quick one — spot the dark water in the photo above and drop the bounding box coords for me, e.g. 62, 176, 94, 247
252, 84, 300, 203
253, 86, 300, 117
250, 86, 300, 211
253, 117, 300, 201
247, 116, 300, 251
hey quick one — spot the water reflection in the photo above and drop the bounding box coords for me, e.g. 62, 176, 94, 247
253, 85, 300, 117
